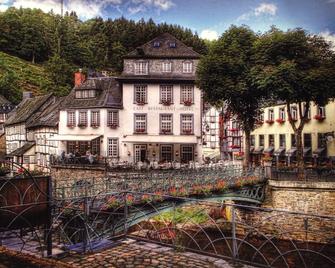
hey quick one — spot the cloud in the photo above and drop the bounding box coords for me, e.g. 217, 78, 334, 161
320, 30, 335, 50
0, 0, 10, 12
237, 2, 277, 22
200, 29, 219, 41
130, 0, 175, 14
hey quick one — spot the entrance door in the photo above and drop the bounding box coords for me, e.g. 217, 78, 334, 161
134, 144, 147, 163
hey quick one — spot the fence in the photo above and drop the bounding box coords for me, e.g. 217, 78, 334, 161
272, 166, 335, 181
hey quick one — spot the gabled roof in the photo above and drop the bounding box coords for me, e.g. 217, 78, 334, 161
124, 33, 200, 59
5, 94, 53, 126
26, 97, 65, 129
7, 142, 35, 156
61, 77, 122, 110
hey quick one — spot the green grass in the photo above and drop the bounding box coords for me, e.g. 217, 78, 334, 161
0, 52, 54, 95
153, 207, 209, 225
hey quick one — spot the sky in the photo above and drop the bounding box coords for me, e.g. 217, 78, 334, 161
0, 0, 334, 45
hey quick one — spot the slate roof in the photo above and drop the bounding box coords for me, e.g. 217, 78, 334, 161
5, 94, 53, 126
7, 142, 35, 156
62, 77, 122, 109
124, 33, 200, 59
117, 75, 196, 83
26, 97, 65, 129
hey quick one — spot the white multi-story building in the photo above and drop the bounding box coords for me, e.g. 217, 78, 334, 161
117, 33, 203, 164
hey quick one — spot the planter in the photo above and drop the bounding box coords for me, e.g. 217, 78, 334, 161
183, 100, 192, 106
314, 115, 325, 121
183, 130, 193, 135
135, 129, 146, 133
161, 101, 172, 106
276, 119, 285, 124
109, 124, 118, 129
265, 120, 274, 124
136, 101, 146, 106
77, 124, 87, 128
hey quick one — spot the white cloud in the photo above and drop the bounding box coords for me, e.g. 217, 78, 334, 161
320, 30, 335, 50
130, 0, 175, 14
128, 5, 146, 14
200, 29, 219, 41
237, 2, 277, 22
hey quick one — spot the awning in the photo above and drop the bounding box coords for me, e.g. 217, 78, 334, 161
274, 148, 285, 156
48, 134, 102, 141
252, 146, 264, 154
122, 135, 198, 144
264, 147, 274, 154
286, 148, 297, 156
313, 147, 326, 155
303, 147, 311, 156
7, 142, 35, 157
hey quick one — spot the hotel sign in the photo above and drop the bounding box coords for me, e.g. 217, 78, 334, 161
133, 106, 194, 111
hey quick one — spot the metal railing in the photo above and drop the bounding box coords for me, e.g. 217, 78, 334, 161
271, 166, 335, 181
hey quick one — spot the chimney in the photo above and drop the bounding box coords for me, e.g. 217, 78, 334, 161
22, 91, 33, 100
74, 69, 86, 86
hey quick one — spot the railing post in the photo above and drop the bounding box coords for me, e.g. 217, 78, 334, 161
231, 206, 238, 261
82, 196, 89, 253
124, 192, 128, 236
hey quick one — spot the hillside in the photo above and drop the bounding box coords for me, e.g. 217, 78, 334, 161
0, 52, 55, 103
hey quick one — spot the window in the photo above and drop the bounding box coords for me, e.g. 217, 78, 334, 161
134, 61, 148, 75
107, 110, 119, 127
75, 90, 96, 99
180, 85, 194, 104
169, 42, 176, 48
134, 114, 147, 133
161, 145, 173, 161
304, 133, 312, 148
91, 111, 100, 127
160, 114, 173, 134
134, 85, 147, 104
182, 61, 193, 73
67, 141, 76, 153
153, 41, 160, 47
181, 145, 194, 163
268, 109, 274, 121
317, 133, 327, 148
162, 61, 172, 72
269, 134, 275, 146
78, 111, 87, 127
91, 138, 100, 155
291, 134, 297, 147
279, 107, 286, 120
290, 106, 298, 121
108, 138, 119, 158
67, 111, 76, 127
317, 106, 326, 118
181, 114, 193, 134
259, 135, 264, 147
23, 156, 30, 164
250, 135, 255, 146
259, 112, 264, 123
279, 134, 286, 148
303, 103, 311, 119
160, 85, 173, 104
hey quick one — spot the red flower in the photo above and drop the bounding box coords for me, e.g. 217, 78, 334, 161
276, 118, 285, 124
265, 119, 274, 124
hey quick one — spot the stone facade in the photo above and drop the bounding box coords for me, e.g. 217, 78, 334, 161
51, 165, 106, 181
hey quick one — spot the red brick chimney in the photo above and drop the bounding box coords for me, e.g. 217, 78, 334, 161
74, 69, 86, 86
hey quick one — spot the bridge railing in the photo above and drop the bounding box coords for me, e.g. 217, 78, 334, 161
53, 165, 265, 199
271, 166, 335, 181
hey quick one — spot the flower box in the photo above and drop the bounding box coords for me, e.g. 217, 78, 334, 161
230, 145, 240, 149
91, 124, 100, 128
109, 123, 118, 129
276, 118, 285, 124
67, 124, 75, 128
161, 100, 172, 106
135, 128, 146, 133
77, 123, 87, 128
161, 129, 171, 134
183, 129, 193, 135
314, 114, 325, 121
136, 101, 146, 105
265, 119, 274, 124
183, 100, 192, 106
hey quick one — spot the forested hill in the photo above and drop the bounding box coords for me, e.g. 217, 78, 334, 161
0, 7, 208, 104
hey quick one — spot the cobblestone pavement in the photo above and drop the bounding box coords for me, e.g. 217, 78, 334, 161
61, 239, 254, 268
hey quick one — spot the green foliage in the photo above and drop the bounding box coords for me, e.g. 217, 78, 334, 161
153, 207, 209, 224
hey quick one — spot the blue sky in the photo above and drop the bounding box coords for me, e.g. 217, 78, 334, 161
0, 0, 334, 43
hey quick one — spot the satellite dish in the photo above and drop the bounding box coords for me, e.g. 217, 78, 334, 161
327, 136, 334, 142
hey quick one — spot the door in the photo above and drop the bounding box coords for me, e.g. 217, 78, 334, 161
134, 144, 147, 163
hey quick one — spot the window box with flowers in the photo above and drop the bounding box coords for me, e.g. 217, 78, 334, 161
91, 124, 100, 128
67, 124, 75, 128
161, 129, 171, 134
230, 145, 240, 149
182, 129, 193, 135
136, 100, 146, 105
78, 123, 87, 128
183, 100, 192, 106
265, 119, 274, 124
109, 123, 118, 129
161, 100, 172, 106
229, 128, 239, 131
314, 114, 325, 121
135, 128, 146, 133
276, 118, 285, 124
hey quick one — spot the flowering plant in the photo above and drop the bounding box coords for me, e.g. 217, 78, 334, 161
265, 119, 274, 124
183, 100, 192, 106
136, 100, 146, 105
136, 128, 146, 133
126, 194, 134, 205
276, 118, 285, 124
153, 191, 164, 202
162, 100, 171, 106
141, 194, 152, 203
106, 196, 119, 208
109, 123, 118, 129
216, 180, 227, 192
314, 114, 325, 121
183, 129, 192, 134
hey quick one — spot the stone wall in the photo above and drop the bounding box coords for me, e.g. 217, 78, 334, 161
51, 165, 106, 181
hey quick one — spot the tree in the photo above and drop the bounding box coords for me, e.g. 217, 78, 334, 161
0, 58, 21, 104
197, 26, 267, 167
253, 28, 335, 178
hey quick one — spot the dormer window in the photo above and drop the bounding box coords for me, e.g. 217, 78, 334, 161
153, 41, 160, 47
134, 61, 148, 75
169, 42, 176, 48
75, 90, 96, 99
162, 61, 172, 72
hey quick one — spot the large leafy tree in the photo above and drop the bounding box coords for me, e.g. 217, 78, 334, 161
253, 28, 335, 177
197, 26, 267, 167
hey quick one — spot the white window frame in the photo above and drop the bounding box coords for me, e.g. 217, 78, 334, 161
134, 85, 147, 104
318, 106, 326, 118
303, 103, 311, 119
107, 138, 119, 158
78, 111, 87, 127
181, 114, 194, 134
162, 61, 172, 73
290, 106, 298, 120
268, 109, 274, 121
182, 61, 193, 73
279, 107, 286, 120
67, 111, 76, 127
91, 110, 100, 127
160, 85, 173, 104
134, 114, 147, 133
160, 114, 173, 134
134, 61, 148, 75
180, 85, 194, 104
107, 110, 119, 127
